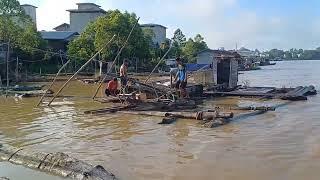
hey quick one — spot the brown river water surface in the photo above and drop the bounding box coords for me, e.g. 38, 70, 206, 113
1, 60, 320, 180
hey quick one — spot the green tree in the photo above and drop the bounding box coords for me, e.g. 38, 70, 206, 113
68, 10, 151, 67
0, 0, 45, 74
0, 0, 41, 50
182, 34, 208, 63
172, 28, 186, 46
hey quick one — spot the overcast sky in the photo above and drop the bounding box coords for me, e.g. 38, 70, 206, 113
20, 0, 320, 50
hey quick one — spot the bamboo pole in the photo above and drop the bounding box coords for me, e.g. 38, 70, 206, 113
144, 44, 173, 84
47, 35, 116, 106
36, 60, 71, 107
92, 17, 140, 99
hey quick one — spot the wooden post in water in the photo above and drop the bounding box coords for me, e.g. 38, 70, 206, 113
47, 35, 116, 106
16, 57, 19, 82
36, 60, 71, 107
6, 41, 10, 98
92, 17, 140, 100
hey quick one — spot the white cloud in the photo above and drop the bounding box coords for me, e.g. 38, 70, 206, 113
19, 0, 320, 50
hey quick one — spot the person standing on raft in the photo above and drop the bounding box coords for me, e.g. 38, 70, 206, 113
120, 60, 129, 93
174, 58, 188, 98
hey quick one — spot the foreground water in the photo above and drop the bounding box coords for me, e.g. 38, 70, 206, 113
1, 60, 320, 180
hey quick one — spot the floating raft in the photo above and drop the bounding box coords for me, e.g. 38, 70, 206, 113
204, 86, 317, 101
0, 144, 117, 180
85, 101, 277, 128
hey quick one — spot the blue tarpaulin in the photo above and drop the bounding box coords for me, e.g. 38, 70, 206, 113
186, 64, 211, 72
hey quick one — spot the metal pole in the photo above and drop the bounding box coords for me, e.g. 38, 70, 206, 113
92, 17, 140, 99
6, 40, 10, 97
47, 35, 116, 106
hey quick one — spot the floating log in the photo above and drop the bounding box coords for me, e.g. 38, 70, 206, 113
84, 105, 135, 115
1, 90, 54, 97
0, 144, 117, 180
119, 110, 234, 120
230, 106, 276, 111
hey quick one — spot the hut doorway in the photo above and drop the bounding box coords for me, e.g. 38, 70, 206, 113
217, 60, 230, 85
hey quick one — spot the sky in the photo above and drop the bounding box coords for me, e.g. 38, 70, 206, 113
19, 0, 320, 50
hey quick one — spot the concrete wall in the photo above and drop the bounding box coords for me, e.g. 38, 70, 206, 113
142, 26, 166, 46
70, 12, 104, 33
229, 59, 238, 88
21, 6, 37, 26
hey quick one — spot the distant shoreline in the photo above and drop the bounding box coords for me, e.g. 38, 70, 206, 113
272, 59, 320, 61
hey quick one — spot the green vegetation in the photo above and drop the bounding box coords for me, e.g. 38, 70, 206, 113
0, 0, 47, 76
68, 10, 154, 71
265, 47, 320, 60
67, 10, 209, 71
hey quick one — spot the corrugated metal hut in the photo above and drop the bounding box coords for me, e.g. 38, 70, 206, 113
196, 49, 241, 89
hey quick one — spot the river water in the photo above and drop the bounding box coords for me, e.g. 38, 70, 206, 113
0, 60, 320, 180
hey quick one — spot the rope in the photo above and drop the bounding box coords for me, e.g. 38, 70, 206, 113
38, 153, 52, 169
7, 148, 23, 161
49, 158, 61, 171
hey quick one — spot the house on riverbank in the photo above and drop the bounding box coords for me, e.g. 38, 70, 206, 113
141, 24, 167, 46
196, 49, 241, 89
40, 31, 79, 52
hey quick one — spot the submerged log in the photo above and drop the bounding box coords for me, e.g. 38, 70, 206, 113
0, 144, 117, 180
203, 118, 231, 128
84, 105, 135, 115
159, 116, 177, 124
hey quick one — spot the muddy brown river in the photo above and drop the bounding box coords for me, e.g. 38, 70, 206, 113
1, 60, 320, 180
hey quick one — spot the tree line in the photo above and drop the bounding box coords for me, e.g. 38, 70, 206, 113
265, 47, 320, 60
0, 0, 209, 77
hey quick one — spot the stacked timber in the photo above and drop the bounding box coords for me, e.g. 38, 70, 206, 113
0, 144, 117, 180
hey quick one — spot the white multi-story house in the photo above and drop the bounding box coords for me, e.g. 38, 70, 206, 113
141, 24, 167, 46
21, 4, 37, 28
66, 3, 106, 33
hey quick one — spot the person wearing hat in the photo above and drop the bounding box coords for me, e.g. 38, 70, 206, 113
174, 58, 188, 98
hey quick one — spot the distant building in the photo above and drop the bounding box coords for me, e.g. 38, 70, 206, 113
40, 31, 79, 52
196, 49, 241, 89
141, 24, 167, 46
67, 3, 106, 33
54, 23, 70, 31
21, 4, 37, 27
237, 47, 260, 58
